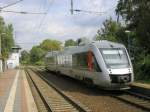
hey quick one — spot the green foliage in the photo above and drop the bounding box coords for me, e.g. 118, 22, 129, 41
116, 0, 150, 82
30, 46, 45, 65
35, 60, 44, 66
116, 0, 150, 52
95, 17, 122, 42
40, 39, 62, 51
0, 17, 5, 33
65, 39, 77, 47
135, 55, 150, 80
2, 24, 15, 58
20, 50, 30, 64
23, 39, 62, 65
0, 16, 14, 58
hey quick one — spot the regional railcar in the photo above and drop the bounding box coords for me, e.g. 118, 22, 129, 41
45, 40, 134, 90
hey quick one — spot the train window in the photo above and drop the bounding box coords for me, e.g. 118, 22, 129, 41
72, 52, 88, 69
47, 57, 55, 65
100, 48, 130, 69
93, 56, 102, 72
72, 52, 101, 72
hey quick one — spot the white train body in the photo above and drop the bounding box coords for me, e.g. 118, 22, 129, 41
45, 40, 134, 90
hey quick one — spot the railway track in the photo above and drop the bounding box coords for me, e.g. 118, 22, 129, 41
29, 67, 150, 112
25, 69, 50, 112
111, 89, 150, 112
25, 68, 91, 112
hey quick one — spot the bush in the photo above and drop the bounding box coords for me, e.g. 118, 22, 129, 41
135, 55, 150, 80
35, 61, 44, 66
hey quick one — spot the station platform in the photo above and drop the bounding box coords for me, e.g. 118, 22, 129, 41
132, 82, 150, 89
130, 82, 150, 97
0, 69, 38, 112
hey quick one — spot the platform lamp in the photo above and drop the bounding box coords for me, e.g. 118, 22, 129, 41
0, 33, 6, 73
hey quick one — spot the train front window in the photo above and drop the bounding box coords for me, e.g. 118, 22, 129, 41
100, 48, 130, 69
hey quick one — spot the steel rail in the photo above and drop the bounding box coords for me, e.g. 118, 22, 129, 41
28, 68, 91, 112
111, 90, 150, 111
25, 69, 52, 112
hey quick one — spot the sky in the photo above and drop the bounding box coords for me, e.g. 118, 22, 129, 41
0, 0, 118, 50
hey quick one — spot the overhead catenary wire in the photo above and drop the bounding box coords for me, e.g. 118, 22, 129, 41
70, 0, 116, 16
73, 9, 105, 15
0, 0, 23, 9
1, 10, 46, 15
0, 0, 46, 15
37, 0, 54, 31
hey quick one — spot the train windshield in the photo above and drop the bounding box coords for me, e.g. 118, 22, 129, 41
100, 48, 130, 69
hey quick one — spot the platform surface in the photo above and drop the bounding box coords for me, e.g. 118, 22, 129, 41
132, 82, 150, 89
0, 69, 37, 112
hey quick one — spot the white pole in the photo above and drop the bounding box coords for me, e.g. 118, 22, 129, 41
0, 60, 2, 73
0, 34, 2, 73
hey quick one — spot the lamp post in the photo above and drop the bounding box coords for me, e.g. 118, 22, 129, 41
125, 30, 131, 56
0, 33, 6, 73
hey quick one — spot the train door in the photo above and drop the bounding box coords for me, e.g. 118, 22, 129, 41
88, 50, 101, 72
88, 50, 93, 71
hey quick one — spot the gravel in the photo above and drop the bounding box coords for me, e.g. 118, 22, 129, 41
40, 71, 145, 112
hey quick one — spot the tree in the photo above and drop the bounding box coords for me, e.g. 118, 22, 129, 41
0, 16, 14, 58
27, 39, 62, 65
2, 24, 14, 58
20, 50, 30, 64
0, 17, 5, 34
40, 39, 62, 51
30, 46, 45, 65
95, 18, 125, 42
65, 39, 77, 47
116, 0, 150, 53
116, 0, 150, 80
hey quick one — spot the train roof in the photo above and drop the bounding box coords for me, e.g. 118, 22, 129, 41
64, 40, 125, 53
45, 51, 58, 57
92, 40, 124, 48
45, 40, 125, 57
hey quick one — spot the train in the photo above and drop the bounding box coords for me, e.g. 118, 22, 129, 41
45, 40, 134, 90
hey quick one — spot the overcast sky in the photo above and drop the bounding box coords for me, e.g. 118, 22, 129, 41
0, 0, 118, 50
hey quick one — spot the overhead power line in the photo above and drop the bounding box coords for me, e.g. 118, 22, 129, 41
0, 0, 23, 9
37, 0, 54, 31
73, 9, 104, 15
0, 0, 46, 15
1, 10, 46, 15
70, 0, 115, 15
70, 0, 104, 15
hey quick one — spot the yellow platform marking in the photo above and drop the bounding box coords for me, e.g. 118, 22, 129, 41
4, 70, 20, 112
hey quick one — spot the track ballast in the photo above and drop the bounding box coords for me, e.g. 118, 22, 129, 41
26, 68, 91, 112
